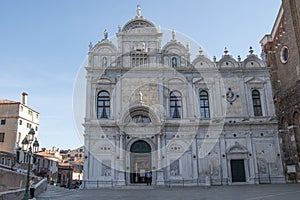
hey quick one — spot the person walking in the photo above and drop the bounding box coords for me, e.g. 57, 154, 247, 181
29, 177, 35, 199
146, 171, 152, 186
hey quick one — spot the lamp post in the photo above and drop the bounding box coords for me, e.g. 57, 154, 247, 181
21, 128, 39, 200
68, 163, 71, 189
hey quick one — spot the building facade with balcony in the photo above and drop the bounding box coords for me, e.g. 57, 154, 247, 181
83, 5, 285, 187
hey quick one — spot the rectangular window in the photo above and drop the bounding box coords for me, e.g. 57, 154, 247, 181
131, 53, 148, 67
170, 92, 182, 118
97, 91, 110, 119
19, 120, 22, 125
0, 133, 5, 142
199, 91, 210, 118
35, 126, 38, 131
0, 119, 6, 125
27, 123, 32, 128
7, 159, 11, 166
252, 90, 263, 116
1, 157, 5, 165
28, 110, 32, 116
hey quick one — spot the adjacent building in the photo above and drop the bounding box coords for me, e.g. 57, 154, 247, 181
260, 0, 300, 182
34, 148, 60, 182
0, 92, 39, 167
32, 146, 84, 186
83, 6, 285, 187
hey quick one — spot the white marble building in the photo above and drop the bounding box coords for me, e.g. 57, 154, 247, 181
83, 6, 285, 187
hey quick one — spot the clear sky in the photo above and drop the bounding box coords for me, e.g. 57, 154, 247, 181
0, 0, 281, 150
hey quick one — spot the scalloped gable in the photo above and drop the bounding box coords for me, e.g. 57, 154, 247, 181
218, 55, 239, 68
92, 40, 117, 54
192, 55, 215, 69
243, 55, 266, 68
122, 18, 156, 32
162, 41, 187, 55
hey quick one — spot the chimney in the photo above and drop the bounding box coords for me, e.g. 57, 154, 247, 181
22, 92, 28, 105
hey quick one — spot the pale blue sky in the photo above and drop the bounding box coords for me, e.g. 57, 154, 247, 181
0, 0, 281, 149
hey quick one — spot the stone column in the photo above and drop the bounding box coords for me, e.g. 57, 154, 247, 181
86, 77, 92, 119
220, 133, 228, 184
191, 139, 198, 180
273, 130, 286, 183
156, 132, 165, 185
246, 132, 255, 184
119, 132, 124, 160
157, 133, 161, 168
116, 132, 125, 185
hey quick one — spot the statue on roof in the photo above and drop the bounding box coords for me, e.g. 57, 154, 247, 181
104, 29, 108, 40
172, 30, 176, 41
137, 5, 142, 18
186, 42, 190, 53
89, 42, 93, 51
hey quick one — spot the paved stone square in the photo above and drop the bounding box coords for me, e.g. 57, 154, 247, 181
37, 184, 300, 200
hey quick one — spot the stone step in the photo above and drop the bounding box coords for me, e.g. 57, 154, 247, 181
36, 185, 78, 199
113, 185, 154, 189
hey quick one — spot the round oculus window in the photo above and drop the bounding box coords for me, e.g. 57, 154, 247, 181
280, 46, 289, 64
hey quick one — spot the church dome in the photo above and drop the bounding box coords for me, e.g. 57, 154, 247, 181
122, 5, 156, 32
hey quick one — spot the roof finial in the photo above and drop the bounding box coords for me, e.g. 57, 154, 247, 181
199, 47, 203, 55
224, 47, 229, 55
249, 46, 254, 55
137, 4, 142, 18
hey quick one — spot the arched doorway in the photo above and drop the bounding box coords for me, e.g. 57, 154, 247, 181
130, 140, 151, 184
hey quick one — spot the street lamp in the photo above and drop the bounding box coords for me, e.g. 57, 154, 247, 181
21, 128, 39, 200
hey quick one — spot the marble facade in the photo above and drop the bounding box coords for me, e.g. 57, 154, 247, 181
83, 6, 285, 187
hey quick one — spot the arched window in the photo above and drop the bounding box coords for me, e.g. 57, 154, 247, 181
252, 90, 262, 116
199, 90, 210, 118
170, 91, 182, 118
97, 91, 110, 119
